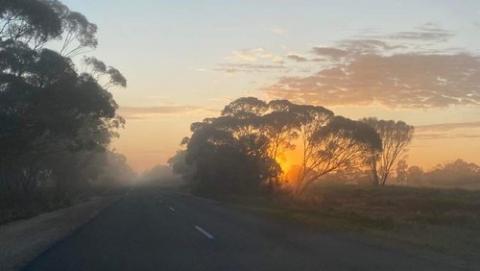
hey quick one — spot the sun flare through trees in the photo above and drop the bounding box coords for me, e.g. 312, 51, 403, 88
169, 97, 410, 196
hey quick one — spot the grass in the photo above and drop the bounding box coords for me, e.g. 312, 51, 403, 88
224, 184, 480, 264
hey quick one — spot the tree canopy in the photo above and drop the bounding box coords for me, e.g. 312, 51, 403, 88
0, 0, 129, 201
361, 118, 414, 185
171, 97, 395, 196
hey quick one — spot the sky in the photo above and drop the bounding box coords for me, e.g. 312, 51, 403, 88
62, 0, 480, 172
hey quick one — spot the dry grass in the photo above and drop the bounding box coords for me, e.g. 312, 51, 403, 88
227, 184, 480, 264
302, 184, 480, 228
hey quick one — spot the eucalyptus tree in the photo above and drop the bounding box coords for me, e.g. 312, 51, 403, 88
268, 100, 333, 189
0, 0, 98, 55
260, 110, 299, 162
183, 118, 280, 196
295, 116, 382, 193
0, 0, 126, 195
176, 97, 282, 195
174, 97, 384, 196
362, 118, 414, 185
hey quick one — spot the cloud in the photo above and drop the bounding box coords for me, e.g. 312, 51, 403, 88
416, 121, 480, 132
337, 39, 405, 53
215, 63, 286, 73
385, 30, 452, 42
414, 121, 480, 140
119, 106, 217, 119
265, 40, 480, 108
218, 48, 286, 73
312, 47, 348, 59
415, 133, 480, 140
310, 40, 405, 64
226, 48, 283, 63
381, 23, 454, 42
313, 25, 452, 58
287, 54, 308, 62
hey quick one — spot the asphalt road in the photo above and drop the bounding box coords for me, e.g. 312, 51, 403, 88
23, 187, 461, 271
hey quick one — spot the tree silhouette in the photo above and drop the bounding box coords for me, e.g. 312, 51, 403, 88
173, 98, 384, 196
295, 116, 382, 193
362, 118, 414, 185
184, 120, 279, 196
0, 0, 127, 200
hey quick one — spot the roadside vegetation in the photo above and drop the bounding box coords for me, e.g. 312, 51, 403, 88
169, 97, 480, 262
0, 0, 134, 224
226, 184, 480, 263
170, 97, 480, 194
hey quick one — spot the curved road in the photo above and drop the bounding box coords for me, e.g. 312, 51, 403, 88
24, 187, 462, 271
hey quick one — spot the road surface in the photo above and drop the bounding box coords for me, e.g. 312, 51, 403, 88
24, 187, 462, 271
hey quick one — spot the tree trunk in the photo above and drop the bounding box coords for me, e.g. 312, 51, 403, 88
370, 156, 380, 186
381, 172, 389, 186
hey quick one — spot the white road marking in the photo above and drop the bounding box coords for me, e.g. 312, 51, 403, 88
169, 206, 175, 212
194, 225, 215, 240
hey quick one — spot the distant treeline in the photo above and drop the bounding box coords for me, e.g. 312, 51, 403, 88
397, 159, 480, 189
0, 0, 134, 223
169, 97, 416, 196
304, 159, 480, 190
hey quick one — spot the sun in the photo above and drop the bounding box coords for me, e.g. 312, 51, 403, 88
274, 146, 304, 184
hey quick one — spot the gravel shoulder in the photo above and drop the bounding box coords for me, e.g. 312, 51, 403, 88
0, 196, 117, 271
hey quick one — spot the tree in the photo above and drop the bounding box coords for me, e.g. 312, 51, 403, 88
0, 0, 98, 55
396, 159, 408, 185
425, 159, 480, 188
0, 0, 126, 198
406, 166, 424, 185
171, 97, 292, 196
168, 150, 193, 179
402, 160, 480, 189
295, 116, 382, 193
222, 96, 268, 117
260, 110, 298, 162
183, 121, 280, 196
174, 98, 385, 196
266, 100, 382, 193
268, 100, 333, 187
362, 118, 414, 186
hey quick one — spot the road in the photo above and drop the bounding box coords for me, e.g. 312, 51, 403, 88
23, 187, 462, 271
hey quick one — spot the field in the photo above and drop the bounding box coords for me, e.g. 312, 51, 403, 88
227, 184, 480, 265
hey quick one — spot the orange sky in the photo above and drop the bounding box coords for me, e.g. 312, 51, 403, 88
60, 1, 480, 173
114, 106, 480, 173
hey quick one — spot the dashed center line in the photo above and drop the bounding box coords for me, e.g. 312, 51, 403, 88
194, 225, 215, 240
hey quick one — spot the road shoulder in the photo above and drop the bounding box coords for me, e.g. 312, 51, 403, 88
0, 196, 117, 271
